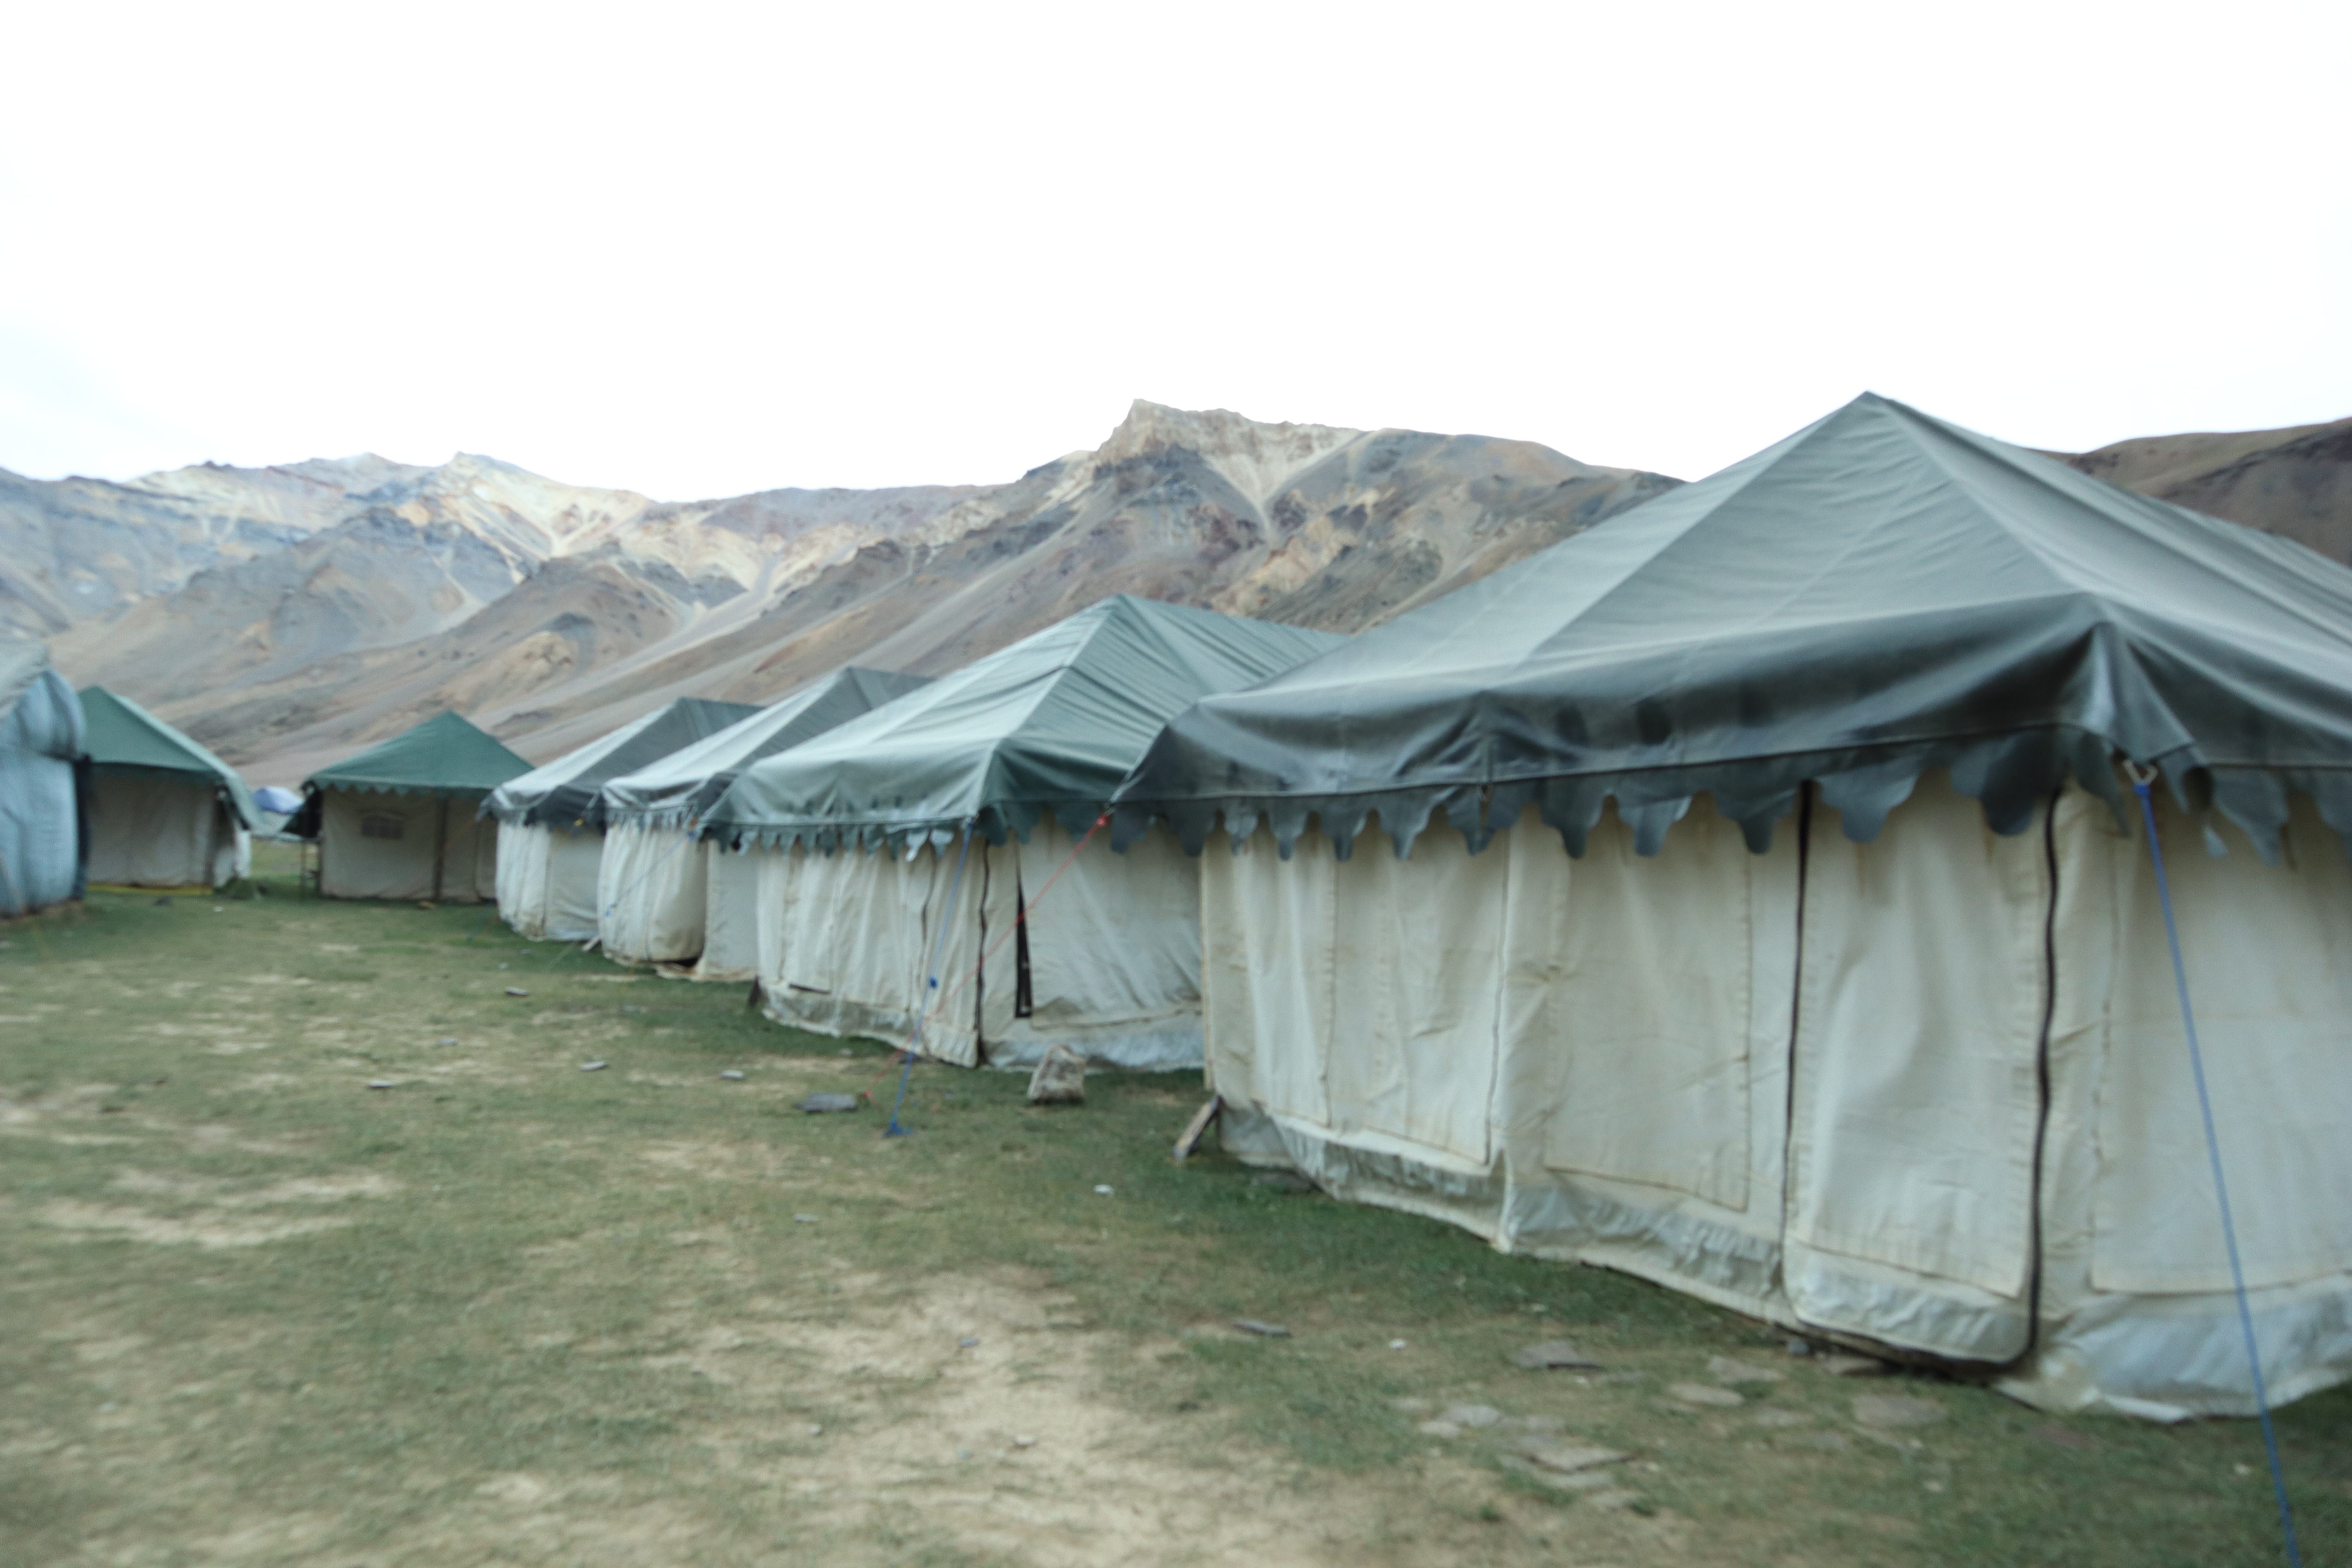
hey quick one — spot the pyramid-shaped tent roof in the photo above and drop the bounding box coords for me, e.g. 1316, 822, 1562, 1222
485, 696, 762, 827
307, 711, 533, 798
1115, 393, 2352, 861
601, 668, 933, 829
706, 595, 1345, 848
79, 686, 259, 829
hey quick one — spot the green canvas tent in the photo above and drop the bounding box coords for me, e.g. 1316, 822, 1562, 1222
702, 596, 1343, 1069
484, 696, 760, 943
302, 711, 530, 902
1112, 393, 2352, 1419
595, 668, 933, 972
1, 639, 84, 916
79, 686, 259, 888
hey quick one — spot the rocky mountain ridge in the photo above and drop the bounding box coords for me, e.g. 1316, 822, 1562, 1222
15, 400, 2349, 784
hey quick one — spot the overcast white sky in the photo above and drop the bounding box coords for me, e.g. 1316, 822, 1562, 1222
2, 2, 2346, 500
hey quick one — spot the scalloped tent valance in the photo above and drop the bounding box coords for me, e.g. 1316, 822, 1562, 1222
1112, 393, 2352, 864
700, 595, 1345, 853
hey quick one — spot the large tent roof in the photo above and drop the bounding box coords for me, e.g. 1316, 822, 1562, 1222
485, 696, 761, 826
306, 711, 533, 798
79, 686, 260, 829
601, 668, 933, 829
1115, 393, 2352, 862
705, 595, 1345, 849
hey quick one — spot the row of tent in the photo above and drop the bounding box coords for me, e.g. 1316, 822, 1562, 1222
6, 392, 2347, 1422
0, 654, 264, 912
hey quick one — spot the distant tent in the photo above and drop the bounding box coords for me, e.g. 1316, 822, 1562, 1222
485, 697, 759, 942
301, 711, 531, 902
78, 686, 259, 889
702, 596, 1344, 1069
0, 639, 86, 917
1114, 392, 2352, 1419
596, 668, 933, 975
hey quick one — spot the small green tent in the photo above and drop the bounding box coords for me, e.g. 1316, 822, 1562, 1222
79, 686, 259, 888
302, 711, 530, 902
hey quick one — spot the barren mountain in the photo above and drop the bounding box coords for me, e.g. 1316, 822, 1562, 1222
23, 399, 2349, 785
2056, 415, 2352, 566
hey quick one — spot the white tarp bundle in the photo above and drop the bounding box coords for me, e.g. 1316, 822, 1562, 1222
85, 773, 249, 888
0, 642, 84, 917
1204, 777, 2352, 1419
316, 789, 499, 901
494, 822, 605, 941
756, 817, 1205, 1070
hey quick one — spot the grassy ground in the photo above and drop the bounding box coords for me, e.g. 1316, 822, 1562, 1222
2, 850, 2345, 1566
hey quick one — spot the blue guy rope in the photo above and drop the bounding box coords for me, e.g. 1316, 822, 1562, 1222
2130, 767, 2302, 1567
886, 819, 977, 1138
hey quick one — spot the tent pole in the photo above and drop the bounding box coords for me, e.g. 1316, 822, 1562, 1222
432, 795, 449, 903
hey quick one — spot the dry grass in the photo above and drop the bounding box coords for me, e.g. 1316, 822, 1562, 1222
1, 855, 2345, 1566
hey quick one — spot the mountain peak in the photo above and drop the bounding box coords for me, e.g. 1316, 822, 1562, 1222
1097, 400, 1362, 510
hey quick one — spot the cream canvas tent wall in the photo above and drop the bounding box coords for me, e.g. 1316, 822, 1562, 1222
301, 711, 529, 902
78, 686, 257, 889
702, 596, 1343, 1069
486, 697, 757, 942
597, 668, 931, 974
0, 639, 85, 917
1114, 393, 2352, 1420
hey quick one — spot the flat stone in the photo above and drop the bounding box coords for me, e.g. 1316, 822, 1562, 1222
1436, 1403, 1503, 1429
1012, 1435, 1036, 1449
958, 1336, 980, 1349
719, 1070, 745, 1081
1852, 1393, 1946, 1429
1818, 1353, 1893, 1377
1025, 1044, 1087, 1105
504, 987, 529, 997
1670, 1381, 1745, 1408
1499, 1456, 1618, 1492
1416, 1419, 1464, 1438
436, 1037, 460, 1047
800, 1093, 860, 1114
1511, 1340, 1601, 1370
579, 1061, 607, 1072
1522, 1442, 1632, 1476
1707, 1355, 1785, 1385
365, 1080, 397, 1090
1785, 1337, 1816, 1357
793, 1214, 819, 1224
1232, 1319, 1290, 1338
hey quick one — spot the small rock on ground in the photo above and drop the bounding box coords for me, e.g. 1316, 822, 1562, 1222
580, 1061, 607, 1072
1707, 1355, 1785, 1385
800, 1093, 860, 1113
1670, 1381, 1745, 1408
1521, 1442, 1631, 1476
365, 1080, 396, 1090
1852, 1393, 1946, 1429
1511, 1340, 1601, 1370
1232, 1319, 1290, 1338
1437, 1403, 1503, 1429
436, 1037, 460, 1047
505, 987, 529, 997
1025, 1044, 1087, 1105
719, 1070, 744, 1080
